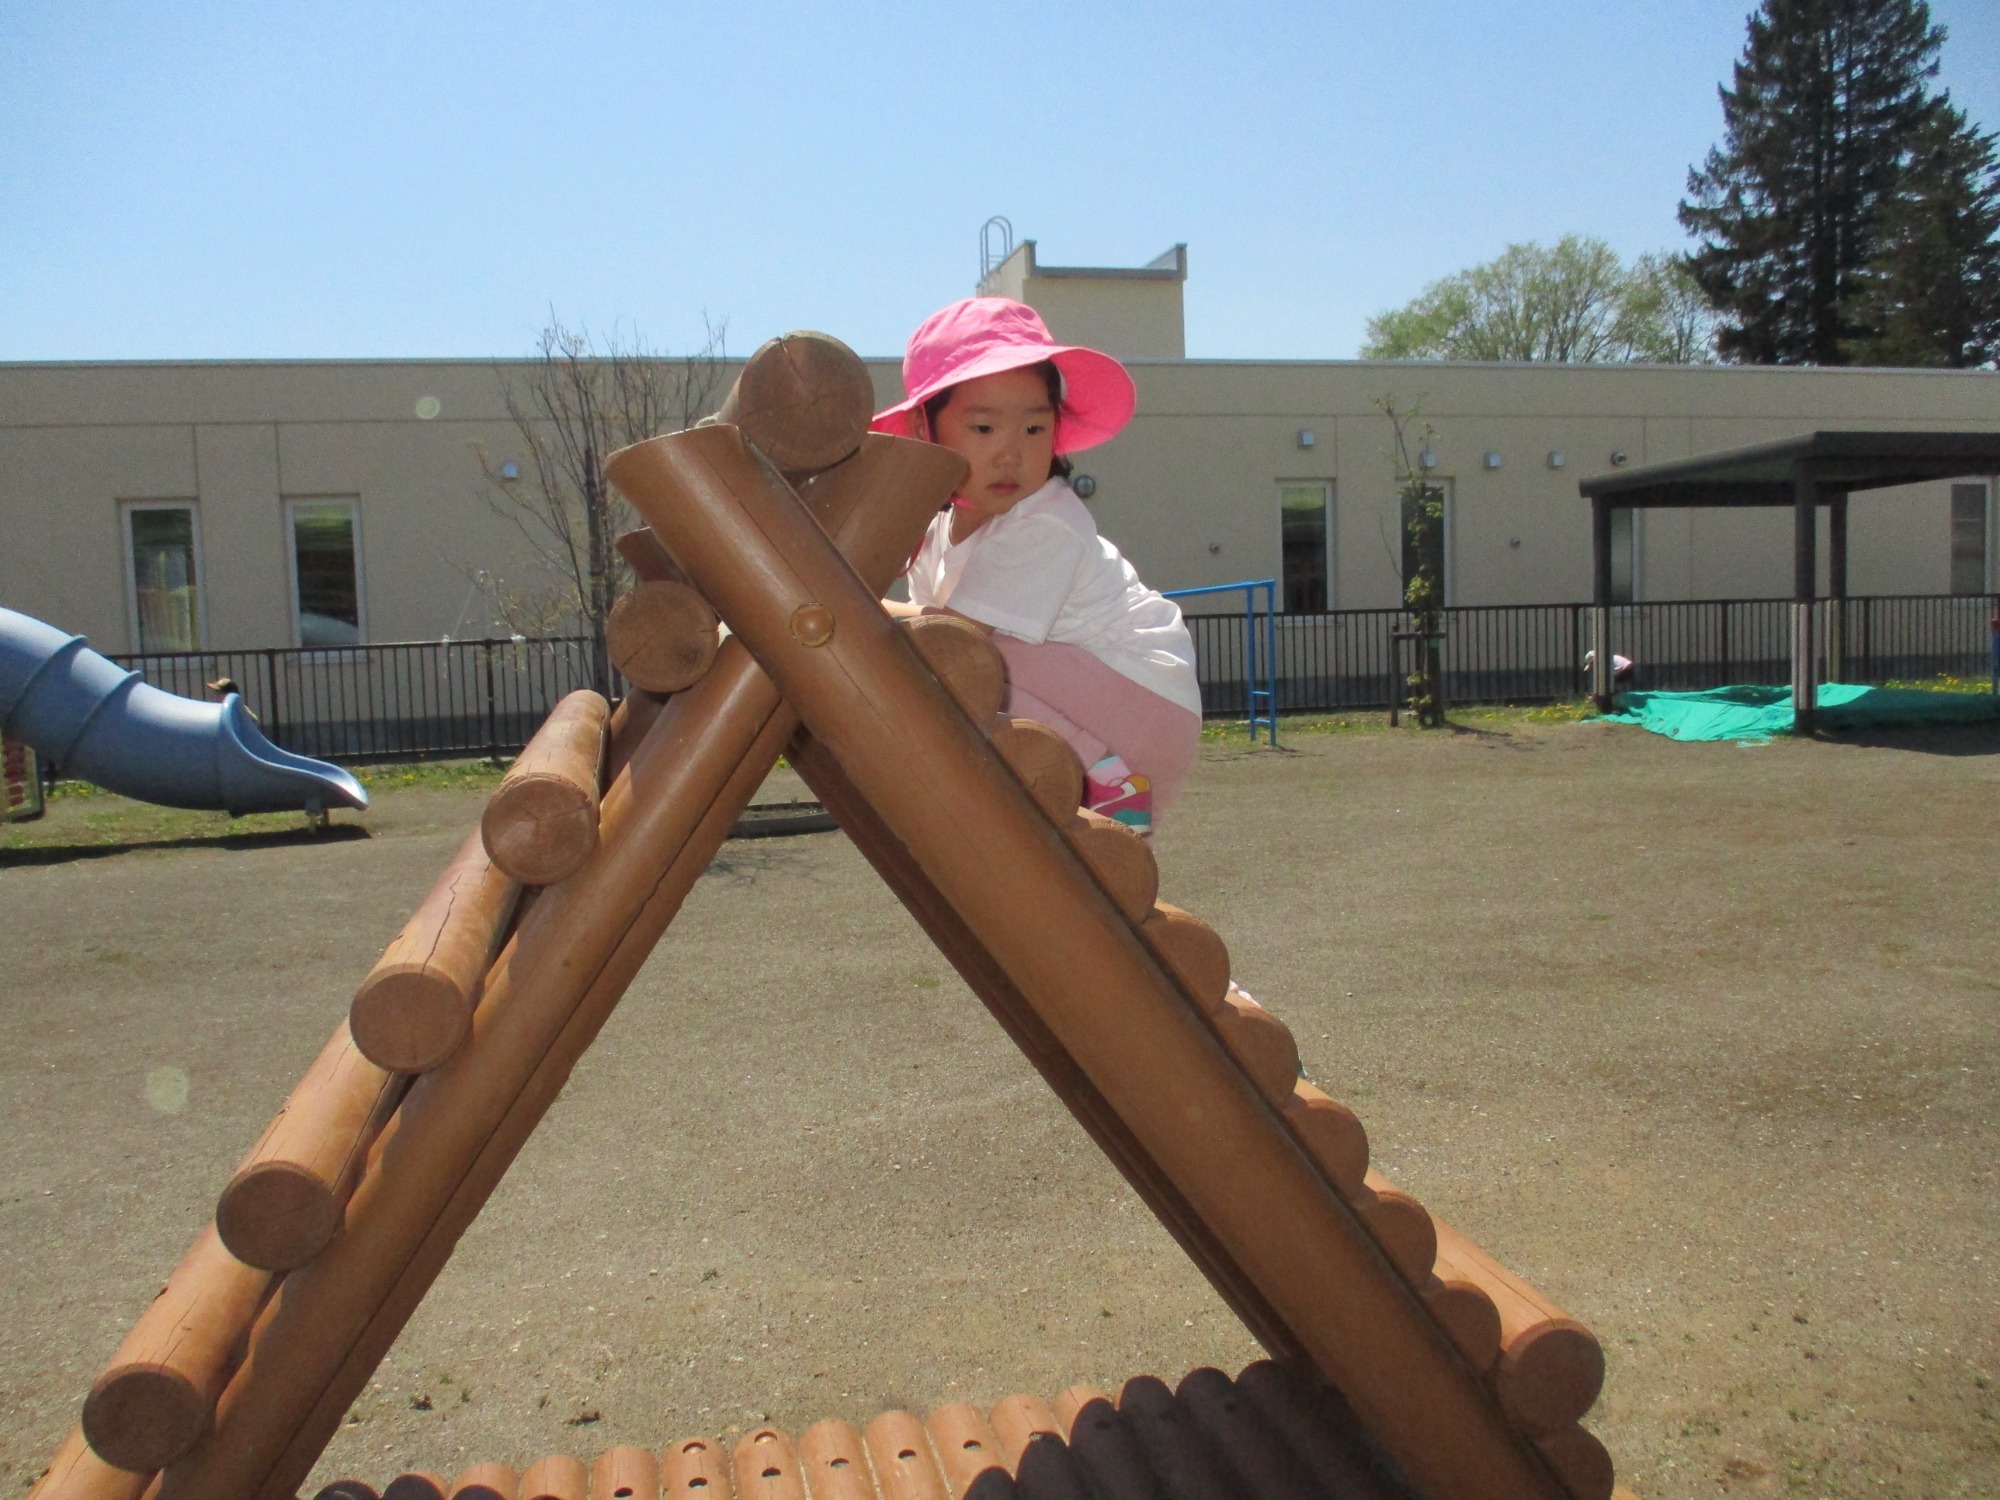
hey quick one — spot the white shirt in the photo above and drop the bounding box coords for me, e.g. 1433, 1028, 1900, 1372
907, 479, 1203, 716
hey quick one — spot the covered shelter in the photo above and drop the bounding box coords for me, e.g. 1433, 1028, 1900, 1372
1579, 431, 2000, 727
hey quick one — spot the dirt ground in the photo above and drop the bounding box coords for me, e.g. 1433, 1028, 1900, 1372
2, 718, 1997, 1498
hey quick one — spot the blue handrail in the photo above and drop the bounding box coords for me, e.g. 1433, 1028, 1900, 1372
1163, 579, 1279, 746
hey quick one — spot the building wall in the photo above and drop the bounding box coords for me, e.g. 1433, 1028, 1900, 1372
2, 355, 1996, 654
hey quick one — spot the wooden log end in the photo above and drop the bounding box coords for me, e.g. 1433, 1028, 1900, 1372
1499, 1318, 1609, 1434
1352, 1180, 1438, 1286
1213, 986, 1301, 1107
216, 1157, 343, 1271
81, 1363, 208, 1473
380, 1475, 448, 1500
726, 331, 876, 472
990, 717, 1086, 823
731, 1426, 802, 1493
1066, 809, 1158, 922
1424, 1274, 1503, 1372
1140, 902, 1230, 1013
349, 967, 472, 1075
516, 1453, 586, 1499
606, 581, 720, 693
901, 614, 1006, 720
444, 1461, 516, 1500
1282, 1081, 1370, 1198
481, 775, 598, 887
1535, 1423, 1615, 1500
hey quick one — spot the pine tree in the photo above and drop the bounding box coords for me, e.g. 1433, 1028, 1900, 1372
1678, 0, 1945, 364
1842, 104, 2000, 366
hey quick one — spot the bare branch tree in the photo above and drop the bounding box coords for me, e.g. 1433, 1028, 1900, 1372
478, 315, 728, 689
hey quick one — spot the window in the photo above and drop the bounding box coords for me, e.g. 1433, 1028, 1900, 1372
1950, 483, 1989, 596
1400, 479, 1451, 606
1279, 481, 1332, 612
123, 503, 203, 652
287, 498, 364, 648
1609, 506, 1637, 605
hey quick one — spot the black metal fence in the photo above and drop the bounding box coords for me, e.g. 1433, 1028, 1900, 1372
112, 637, 609, 763
1184, 593, 1998, 716
106, 595, 1996, 763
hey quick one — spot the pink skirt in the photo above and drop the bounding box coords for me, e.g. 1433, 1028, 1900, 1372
989, 636, 1202, 811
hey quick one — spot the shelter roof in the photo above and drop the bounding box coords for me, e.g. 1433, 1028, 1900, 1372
1579, 430, 2000, 508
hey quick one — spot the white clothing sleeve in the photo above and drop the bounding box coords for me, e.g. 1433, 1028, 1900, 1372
944, 516, 1088, 643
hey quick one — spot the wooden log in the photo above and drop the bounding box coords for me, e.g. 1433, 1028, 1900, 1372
901, 615, 1005, 721
1211, 986, 1300, 1106
1533, 1424, 1614, 1500
986, 1394, 1091, 1500
25, 1429, 154, 1500
797, 1420, 875, 1500
1064, 809, 1157, 923
715, 330, 877, 474
1353, 1171, 1437, 1286
518, 1456, 587, 1500
1113, 1375, 1237, 1500
987, 718, 1084, 823
1049, 1386, 1158, 1500
1421, 1272, 1504, 1372
864, 1410, 950, 1500
383, 1477, 448, 1500
219, 1017, 409, 1269
587, 1445, 658, 1500
615, 526, 686, 587
606, 581, 720, 695
482, 690, 609, 886
1280, 1082, 1368, 1200
312, 1483, 379, 1500
658, 1437, 730, 1499
926, 1403, 1014, 1500
157, 436, 964, 1500
620, 419, 1564, 1500
1175, 1365, 1323, 1500
732, 1427, 805, 1500
82, 1225, 273, 1469
604, 691, 667, 788
1232, 1362, 1398, 1500
1140, 904, 1229, 1014
347, 828, 521, 1075
1433, 1219, 1607, 1435
447, 1468, 518, 1500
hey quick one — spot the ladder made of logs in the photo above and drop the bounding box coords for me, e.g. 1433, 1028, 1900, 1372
31, 333, 1618, 1500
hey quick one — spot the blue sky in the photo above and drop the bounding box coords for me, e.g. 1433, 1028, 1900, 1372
3, 2, 1994, 363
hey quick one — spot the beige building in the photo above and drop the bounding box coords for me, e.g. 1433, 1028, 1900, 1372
2, 247, 1996, 657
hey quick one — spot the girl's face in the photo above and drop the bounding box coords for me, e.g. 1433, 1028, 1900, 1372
928, 366, 1057, 520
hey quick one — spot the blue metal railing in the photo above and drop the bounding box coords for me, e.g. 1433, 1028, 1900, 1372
1164, 579, 1279, 746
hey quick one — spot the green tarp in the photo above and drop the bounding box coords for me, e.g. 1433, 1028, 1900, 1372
1603, 683, 2000, 742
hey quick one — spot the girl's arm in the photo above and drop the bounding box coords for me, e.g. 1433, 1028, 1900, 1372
877, 598, 994, 633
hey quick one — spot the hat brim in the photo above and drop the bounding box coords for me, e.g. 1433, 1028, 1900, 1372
872, 342, 1136, 455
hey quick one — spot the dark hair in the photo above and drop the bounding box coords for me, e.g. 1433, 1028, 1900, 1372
921, 360, 1074, 481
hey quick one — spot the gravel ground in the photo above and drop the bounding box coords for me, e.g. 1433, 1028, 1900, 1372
2, 720, 1996, 1498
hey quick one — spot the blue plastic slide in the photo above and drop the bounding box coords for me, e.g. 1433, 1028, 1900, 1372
0, 606, 367, 816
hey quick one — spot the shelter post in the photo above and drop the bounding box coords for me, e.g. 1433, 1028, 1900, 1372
1827, 493, 1849, 683
1792, 462, 1819, 729
1590, 498, 1613, 709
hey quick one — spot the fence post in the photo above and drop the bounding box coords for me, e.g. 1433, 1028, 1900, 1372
1567, 604, 1580, 699
260, 650, 282, 749
483, 640, 499, 761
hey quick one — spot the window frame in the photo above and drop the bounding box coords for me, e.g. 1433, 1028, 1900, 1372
1399, 476, 1455, 608
1277, 478, 1335, 613
119, 499, 205, 655
284, 495, 368, 652
1949, 482, 1990, 597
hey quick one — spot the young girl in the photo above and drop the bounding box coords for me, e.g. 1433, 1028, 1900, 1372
873, 296, 1202, 835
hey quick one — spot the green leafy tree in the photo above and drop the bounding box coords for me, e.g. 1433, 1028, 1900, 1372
1361, 237, 1716, 363
1841, 104, 2000, 366
1678, 0, 1950, 364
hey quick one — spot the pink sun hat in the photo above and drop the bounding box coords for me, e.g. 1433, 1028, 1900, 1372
871, 297, 1137, 455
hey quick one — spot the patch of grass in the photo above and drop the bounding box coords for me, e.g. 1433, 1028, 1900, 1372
1879, 673, 1998, 696
1200, 698, 1596, 744
354, 758, 510, 793
2, 803, 308, 852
